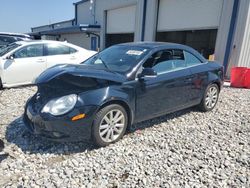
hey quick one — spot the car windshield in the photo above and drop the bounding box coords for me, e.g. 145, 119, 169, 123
83, 45, 150, 73
0, 43, 21, 56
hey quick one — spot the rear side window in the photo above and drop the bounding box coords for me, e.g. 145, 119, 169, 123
14, 44, 44, 58
184, 51, 202, 66
45, 44, 77, 56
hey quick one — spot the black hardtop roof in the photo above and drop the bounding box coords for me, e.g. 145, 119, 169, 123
117, 42, 206, 62
117, 41, 188, 49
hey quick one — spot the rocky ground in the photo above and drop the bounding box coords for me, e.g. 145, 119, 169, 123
0, 86, 249, 188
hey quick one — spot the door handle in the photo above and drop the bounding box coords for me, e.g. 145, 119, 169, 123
70, 56, 76, 60
37, 59, 45, 63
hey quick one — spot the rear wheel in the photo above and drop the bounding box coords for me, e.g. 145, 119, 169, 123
92, 104, 128, 147
199, 84, 219, 112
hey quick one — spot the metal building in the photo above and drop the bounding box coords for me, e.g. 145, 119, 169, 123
31, 0, 250, 77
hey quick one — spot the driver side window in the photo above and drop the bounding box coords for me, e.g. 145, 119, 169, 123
14, 44, 44, 59
143, 49, 185, 74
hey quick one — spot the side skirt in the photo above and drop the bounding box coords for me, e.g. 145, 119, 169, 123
133, 99, 201, 124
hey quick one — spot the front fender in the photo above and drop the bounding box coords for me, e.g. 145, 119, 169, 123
78, 85, 136, 123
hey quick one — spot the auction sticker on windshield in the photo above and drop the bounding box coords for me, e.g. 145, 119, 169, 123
126, 50, 144, 56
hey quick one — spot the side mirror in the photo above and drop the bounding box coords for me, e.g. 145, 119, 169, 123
6, 55, 14, 60
138, 68, 157, 79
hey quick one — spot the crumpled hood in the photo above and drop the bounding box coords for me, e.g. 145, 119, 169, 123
35, 64, 127, 85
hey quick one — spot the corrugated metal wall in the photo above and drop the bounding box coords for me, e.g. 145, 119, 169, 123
215, 0, 234, 67
227, 0, 250, 77
238, 2, 250, 67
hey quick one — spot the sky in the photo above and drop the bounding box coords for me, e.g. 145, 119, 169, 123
0, 0, 78, 33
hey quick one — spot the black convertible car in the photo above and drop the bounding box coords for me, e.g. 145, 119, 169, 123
24, 42, 223, 146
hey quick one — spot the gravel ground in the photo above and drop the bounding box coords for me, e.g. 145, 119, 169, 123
0, 86, 249, 187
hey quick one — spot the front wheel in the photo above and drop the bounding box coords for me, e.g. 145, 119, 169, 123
199, 84, 219, 112
92, 104, 128, 147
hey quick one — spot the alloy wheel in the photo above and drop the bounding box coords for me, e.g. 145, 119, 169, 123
205, 86, 218, 109
99, 109, 125, 143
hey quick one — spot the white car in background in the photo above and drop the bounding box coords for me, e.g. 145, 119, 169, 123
0, 32, 32, 48
0, 40, 97, 88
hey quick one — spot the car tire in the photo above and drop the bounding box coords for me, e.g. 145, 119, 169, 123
199, 83, 219, 112
92, 104, 128, 147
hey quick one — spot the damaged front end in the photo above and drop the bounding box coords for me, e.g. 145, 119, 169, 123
23, 64, 127, 142
32, 64, 126, 113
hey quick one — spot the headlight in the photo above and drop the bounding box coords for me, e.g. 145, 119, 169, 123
42, 94, 77, 116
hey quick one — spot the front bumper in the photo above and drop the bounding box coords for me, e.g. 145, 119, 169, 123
23, 97, 98, 142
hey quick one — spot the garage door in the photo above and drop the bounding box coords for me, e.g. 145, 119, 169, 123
106, 5, 136, 47
156, 0, 223, 58
157, 0, 223, 31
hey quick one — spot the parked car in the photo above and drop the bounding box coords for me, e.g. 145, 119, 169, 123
0, 32, 32, 48
0, 40, 97, 88
23, 42, 224, 147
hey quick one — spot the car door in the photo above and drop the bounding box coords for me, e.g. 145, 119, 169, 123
135, 49, 193, 122
45, 43, 79, 68
3, 44, 46, 86
183, 51, 209, 103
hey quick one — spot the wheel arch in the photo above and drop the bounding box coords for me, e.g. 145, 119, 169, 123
97, 99, 134, 130
210, 81, 221, 92
207, 70, 223, 92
